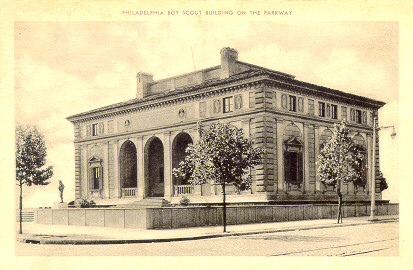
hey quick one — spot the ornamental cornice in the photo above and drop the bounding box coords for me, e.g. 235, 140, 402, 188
72, 76, 267, 124
264, 79, 381, 111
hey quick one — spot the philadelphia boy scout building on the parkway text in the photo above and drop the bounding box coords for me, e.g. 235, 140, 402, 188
66, 47, 386, 206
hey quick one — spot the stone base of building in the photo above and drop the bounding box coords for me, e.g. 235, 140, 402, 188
86, 192, 381, 207
36, 203, 398, 230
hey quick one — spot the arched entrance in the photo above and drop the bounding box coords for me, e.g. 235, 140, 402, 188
145, 137, 164, 197
119, 140, 137, 197
172, 132, 193, 186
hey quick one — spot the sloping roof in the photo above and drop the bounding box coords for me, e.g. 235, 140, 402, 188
67, 65, 385, 122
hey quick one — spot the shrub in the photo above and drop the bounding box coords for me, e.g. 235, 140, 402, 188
179, 196, 190, 206
75, 198, 96, 208
378, 171, 388, 192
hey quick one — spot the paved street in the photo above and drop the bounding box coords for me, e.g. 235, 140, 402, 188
15, 221, 398, 256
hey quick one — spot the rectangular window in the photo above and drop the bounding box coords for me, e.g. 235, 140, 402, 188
92, 123, 98, 136
284, 151, 303, 184
249, 92, 255, 108
223, 97, 234, 113
318, 102, 326, 117
355, 109, 362, 124
331, 104, 338, 119
92, 167, 100, 190
289, 95, 297, 112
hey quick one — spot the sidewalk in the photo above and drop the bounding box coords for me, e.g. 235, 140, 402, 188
16, 215, 398, 245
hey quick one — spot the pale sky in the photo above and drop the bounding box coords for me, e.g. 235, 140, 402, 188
14, 21, 399, 207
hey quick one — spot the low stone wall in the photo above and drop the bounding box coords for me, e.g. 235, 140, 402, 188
35, 203, 399, 230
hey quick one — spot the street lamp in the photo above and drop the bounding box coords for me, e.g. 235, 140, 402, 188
369, 116, 396, 221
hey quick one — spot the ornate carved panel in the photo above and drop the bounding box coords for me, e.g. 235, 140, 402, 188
298, 97, 304, 112
281, 94, 288, 110
199, 101, 206, 117
213, 99, 221, 114
234, 94, 243, 110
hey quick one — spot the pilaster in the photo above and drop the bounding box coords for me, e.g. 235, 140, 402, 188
276, 119, 285, 194
163, 132, 173, 199
113, 140, 120, 198
103, 142, 110, 198
303, 124, 310, 194
136, 136, 145, 198
314, 125, 321, 193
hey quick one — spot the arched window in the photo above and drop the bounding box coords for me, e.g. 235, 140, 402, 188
172, 132, 193, 186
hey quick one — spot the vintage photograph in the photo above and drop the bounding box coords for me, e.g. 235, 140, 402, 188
14, 21, 399, 256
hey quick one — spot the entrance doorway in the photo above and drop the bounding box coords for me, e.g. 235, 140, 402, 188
145, 137, 164, 197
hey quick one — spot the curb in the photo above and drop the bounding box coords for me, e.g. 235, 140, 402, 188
16, 217, 398, 245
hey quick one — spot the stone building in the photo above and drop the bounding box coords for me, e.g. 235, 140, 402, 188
67, 47, 385, 205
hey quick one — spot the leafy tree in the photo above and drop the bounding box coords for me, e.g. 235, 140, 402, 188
173, 121, 264, 232
317, 122, 365, 224
16, 125, 54, 233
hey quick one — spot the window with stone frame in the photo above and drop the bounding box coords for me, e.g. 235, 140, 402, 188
284, 137, 303, 185
289, 95, 297, 112
223, 96, 234, 113
92, 167, 100, 190
326, 104, 331, 118
88, 156, 103, 191
355, 109, 362, 124
92, 123, 98, 136
319, 102, 326, 117
331, 104, 338, 119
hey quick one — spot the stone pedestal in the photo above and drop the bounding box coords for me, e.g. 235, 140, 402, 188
53, 202, 69, 209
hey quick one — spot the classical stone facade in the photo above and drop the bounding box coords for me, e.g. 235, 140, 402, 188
67, 47, 385, 205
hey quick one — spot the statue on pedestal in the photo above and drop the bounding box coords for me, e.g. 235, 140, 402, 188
58, 180, 65, 203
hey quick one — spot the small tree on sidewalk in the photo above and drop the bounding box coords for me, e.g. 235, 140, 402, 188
173, 122, 264, 232
16, 125, 54, 233
317, 122, 364, 224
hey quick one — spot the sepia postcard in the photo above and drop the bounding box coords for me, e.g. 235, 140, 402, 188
1, 0, 412, 269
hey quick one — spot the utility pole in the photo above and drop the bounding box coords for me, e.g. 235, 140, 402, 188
369, 115, 396, 221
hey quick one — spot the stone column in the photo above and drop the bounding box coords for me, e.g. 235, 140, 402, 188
163, 132, 173, 199
303, 124, 310, 194
103, 142, 110, 199
314, 126, 321, 193
136, 136, 145, 199
276, 119, 285, 194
